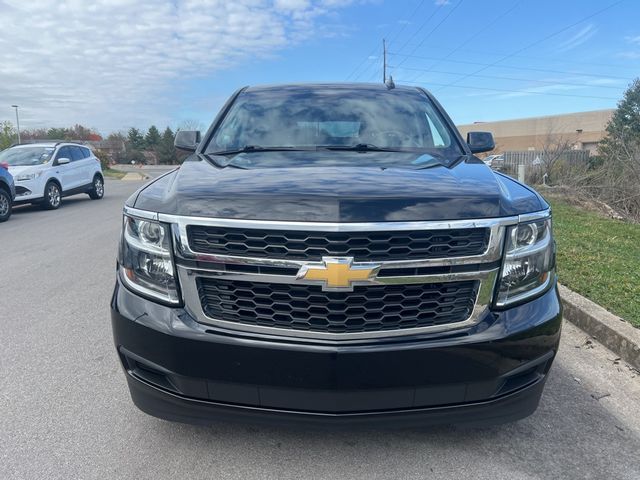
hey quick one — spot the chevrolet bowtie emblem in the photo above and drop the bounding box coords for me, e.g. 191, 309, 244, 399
296, 257, 381, 291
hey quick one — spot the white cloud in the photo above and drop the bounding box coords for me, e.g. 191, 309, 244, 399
617, 51, 640, 59
434, 0, 450, 5
556, 24, 597, 52
0, 0, 356, 133
625, 35, 640, 44
275, 0, 311, 10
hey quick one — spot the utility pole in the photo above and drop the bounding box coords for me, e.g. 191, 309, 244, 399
11, 105, 20, 144
382, 38, 387, 83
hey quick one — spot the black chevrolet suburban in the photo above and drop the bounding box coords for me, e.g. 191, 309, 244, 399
111, 83, 561, 426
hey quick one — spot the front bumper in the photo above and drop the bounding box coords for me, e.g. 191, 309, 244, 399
111, 278, 562, 426
12, 179, 44, 203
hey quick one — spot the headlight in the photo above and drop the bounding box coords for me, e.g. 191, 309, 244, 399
495, 217, 555, 307
15, 172, 42, 181
118, 215, 181, 304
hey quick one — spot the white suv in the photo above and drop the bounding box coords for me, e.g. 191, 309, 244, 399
0, 142, 104, 209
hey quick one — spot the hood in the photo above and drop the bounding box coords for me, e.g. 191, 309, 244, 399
7, 165, 43, 176
131, 154, 545, 222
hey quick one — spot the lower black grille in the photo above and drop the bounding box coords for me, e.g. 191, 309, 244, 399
197, 279, 479, 334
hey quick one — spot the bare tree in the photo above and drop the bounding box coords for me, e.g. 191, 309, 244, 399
592, 127, 640, 220
535, 120, 578, 185
589, 79, 640, 221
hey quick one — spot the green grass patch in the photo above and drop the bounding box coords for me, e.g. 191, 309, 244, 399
548, 198, 640, 327
102, 168, 126, 180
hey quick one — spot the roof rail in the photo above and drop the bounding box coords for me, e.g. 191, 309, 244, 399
10, 139, 90, 147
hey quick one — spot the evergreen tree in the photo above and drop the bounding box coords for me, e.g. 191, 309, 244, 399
156, 127, 177, 164
599, 78, 640, 158
47, 127, 70, 140
145, 125, 161, 148
127, 127, 145, 150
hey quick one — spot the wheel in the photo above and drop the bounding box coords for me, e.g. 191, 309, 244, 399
42, 181, 62, 210
0, 189, 12, 222
88, 175, 104, 200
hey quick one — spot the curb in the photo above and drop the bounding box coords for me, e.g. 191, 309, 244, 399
559, 284, 640, 371
121, 172, 149, 181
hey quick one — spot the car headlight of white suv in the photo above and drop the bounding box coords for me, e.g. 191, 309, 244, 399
15, 171, 43, 181
119, 214, 181, 305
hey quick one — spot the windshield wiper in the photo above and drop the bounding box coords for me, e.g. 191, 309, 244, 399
411, 154, 465, 169
207, 145, 311, 156
320, 143, 401, 152
203, 146, 299, 168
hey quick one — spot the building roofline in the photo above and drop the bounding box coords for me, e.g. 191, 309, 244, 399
458, 108, 615, 128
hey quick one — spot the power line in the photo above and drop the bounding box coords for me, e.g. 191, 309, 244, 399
404, 80, 619, 100
394, 44, 640, 72
389, 64, 626, 90
434, 0, 627, 92
387, 51, 633, 81
394, 0, 466, 69
406, 0, 523, 81
345, 0, 429, 81
387, 0, 429, 45
353, 56, 382, 81
369, 66, 384, 83
392, 0, 449, 55
345, 45, 379, 81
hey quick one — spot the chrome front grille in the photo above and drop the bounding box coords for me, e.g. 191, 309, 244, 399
187, 225, 490, 261
121, 207, 552, 342
197, 278, 479, 334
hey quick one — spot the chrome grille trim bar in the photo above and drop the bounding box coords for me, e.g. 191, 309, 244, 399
178, 264, 497, 286
157, 211, 522, 231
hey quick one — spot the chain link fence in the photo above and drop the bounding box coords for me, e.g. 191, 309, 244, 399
495, 150, 590, 184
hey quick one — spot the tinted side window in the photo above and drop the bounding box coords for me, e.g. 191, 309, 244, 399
56, 146, 71, 161
81, 147, 92, 158
69, 146, 84, 161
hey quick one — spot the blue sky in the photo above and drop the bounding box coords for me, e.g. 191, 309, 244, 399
2, 0, 639, 134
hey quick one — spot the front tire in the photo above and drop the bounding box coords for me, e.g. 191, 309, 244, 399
42, 181, 61, 210
88, 175, 104, 200
0, 189, 12, 222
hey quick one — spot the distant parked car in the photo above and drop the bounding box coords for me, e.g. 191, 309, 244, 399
0, 142, 104, 210
0, 161, 15, 222
490, 154, 505, 169
482, 154, 503, 168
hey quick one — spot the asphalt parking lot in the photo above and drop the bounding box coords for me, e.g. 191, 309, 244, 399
1, 177, 639, 480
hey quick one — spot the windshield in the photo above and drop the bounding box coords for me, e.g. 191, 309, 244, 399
206, 86, 464, 167
0, 146, 55, 166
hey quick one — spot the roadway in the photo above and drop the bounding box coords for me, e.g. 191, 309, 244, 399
1, 177, 639, 479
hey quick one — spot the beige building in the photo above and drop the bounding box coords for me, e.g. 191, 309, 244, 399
457, 109, 614, 155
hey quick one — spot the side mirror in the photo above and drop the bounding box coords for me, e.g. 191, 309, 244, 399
466, 131, 495, 154
174, 130, 201, 152
56, 157, 71, 165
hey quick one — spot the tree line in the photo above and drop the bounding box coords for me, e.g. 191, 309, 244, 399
0, 123, 182, 165
122, 126, 178, 165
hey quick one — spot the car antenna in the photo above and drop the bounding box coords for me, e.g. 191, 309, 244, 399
385, 75, 395, 90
